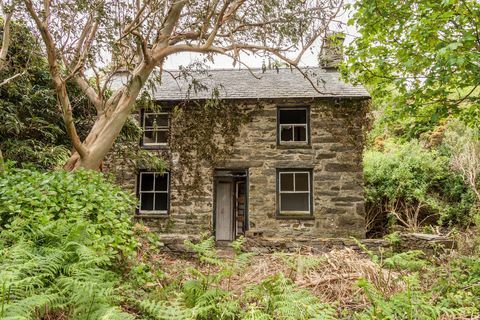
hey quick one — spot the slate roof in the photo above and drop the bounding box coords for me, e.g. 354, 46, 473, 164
113, 67, 370, 101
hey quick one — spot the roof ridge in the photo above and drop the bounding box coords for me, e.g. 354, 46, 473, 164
161, 66, 324, 72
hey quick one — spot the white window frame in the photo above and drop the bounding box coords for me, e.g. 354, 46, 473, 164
138, 171, 169, 215
279, 123, 308, 142
278, 108, 309, 144
142, 112, 169, 147
278, 171, 311, 215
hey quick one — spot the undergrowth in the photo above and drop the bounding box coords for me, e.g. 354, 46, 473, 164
0, 167, 137, 319
1, 167, 479, 319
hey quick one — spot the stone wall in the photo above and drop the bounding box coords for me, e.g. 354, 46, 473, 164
103, 97, 369, 239
155, 233, 456, 255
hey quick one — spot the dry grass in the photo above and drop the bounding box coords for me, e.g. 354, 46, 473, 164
156, 247, 405, 311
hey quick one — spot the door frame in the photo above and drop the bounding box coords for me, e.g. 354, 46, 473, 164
212, 169, 249, 240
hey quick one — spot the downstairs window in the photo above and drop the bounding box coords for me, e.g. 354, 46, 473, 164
138, 172, 169, 215
277, 169, 313, 217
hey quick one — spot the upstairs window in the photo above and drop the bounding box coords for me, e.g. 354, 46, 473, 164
277, 170, 312, 216
138, 172, 169, 215
277, 107, 309, 145
142, 112, 169, 147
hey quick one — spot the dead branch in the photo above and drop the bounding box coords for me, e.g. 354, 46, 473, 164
0, 69, 25, 86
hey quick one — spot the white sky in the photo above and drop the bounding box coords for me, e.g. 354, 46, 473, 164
162, 5, 356, 70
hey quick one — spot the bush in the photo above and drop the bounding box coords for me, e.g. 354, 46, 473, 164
0, 166, 137, 256
364, 139, 476, 235
0, 167, 137, 319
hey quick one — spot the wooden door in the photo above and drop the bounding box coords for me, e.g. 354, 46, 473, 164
215, 181, 234, 241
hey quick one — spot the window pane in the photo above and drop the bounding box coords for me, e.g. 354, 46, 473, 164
280, 126, 293, 141
145, 113, 168, 128
295, 173, 309, 191
140, 193, 154, 211
155, 173, 168, 191
143, 130, 156, 144
140, 173, 154, 191
294, 126, 307, 142
156, 130, 168, 144
280, 173, 294, 191
144, 114, 155, 127
279, 109, 307, 124
280, 193, 309, 212
154, 193, 168, 211
154, 114, 169, 127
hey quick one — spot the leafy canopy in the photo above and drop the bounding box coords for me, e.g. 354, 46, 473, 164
0, 19, 94, 169
344, 0, 480, 127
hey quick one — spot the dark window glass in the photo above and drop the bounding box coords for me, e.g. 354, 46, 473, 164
156, 130, 168, 144
295, 173, 309, 191
280, 193, 309, 211
280, 173, 294, 191
155, 114, 169, 127
144, 130, 155, 144
140, 193, 154, 211
278, 171, 311, 214
141, 173, 154, 191
144, 114, 154, 127
145, 114, 168, 127
294, 126, 307, 141
139, 172, 169, 214
154, 193, 168, 211
155, 174, 168, 191
278, 108, 308, 143
280, 126, 293, 141
143, 112, 169, 146
279, 109, 307, 124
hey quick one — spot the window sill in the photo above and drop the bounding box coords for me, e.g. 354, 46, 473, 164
140, 144, 169, 150
277, 143, 311, 149
275, 214, 314, 220
135, 213, 169, 219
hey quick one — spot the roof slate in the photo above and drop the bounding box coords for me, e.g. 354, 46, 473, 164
113, 67, 370, 101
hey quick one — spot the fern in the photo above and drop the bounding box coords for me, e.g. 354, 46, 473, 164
0, 220, 133, 319
245, 274, 336, 320
242, 307, 273, 320
383, 250, 429, 271
356, 274, 470, 320
139, 299, 194, 320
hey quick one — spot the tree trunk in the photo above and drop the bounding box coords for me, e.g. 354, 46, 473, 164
63, 110, 131, 171
64, 64, 154, 171
0, 148, 4, 171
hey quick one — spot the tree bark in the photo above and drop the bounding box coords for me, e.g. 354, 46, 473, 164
64, 62, 156, 171
21, 0, 328, 171
0, 148, 4, 171
0, 7, 13, 70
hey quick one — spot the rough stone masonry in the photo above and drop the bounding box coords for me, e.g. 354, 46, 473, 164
104, 68, 371, 241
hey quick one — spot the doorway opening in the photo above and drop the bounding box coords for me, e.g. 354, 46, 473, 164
213, 169, 248, 242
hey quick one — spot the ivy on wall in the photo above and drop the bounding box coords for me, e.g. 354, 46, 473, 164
169, 97, 262, 198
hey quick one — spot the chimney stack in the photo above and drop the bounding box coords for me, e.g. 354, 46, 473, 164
319, 32, 345, 69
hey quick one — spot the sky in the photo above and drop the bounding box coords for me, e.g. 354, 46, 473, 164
162, 5, 356, 70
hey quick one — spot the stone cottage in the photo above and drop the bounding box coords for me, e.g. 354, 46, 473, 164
106, 67, 370, 242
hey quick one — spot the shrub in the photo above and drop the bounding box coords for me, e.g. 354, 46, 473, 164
364, 139, 476, 235
0, 166, 137, 257
0, 167, 137, 319
355, 275, 464, 320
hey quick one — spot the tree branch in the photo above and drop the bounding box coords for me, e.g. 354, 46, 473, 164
72, 75, 104, 113
151, 0, 187, 57
23, 0, 88, 159
0, 4, 13, 70
0, 70, 25, 86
